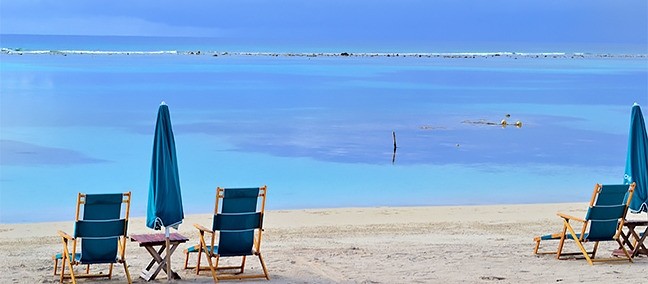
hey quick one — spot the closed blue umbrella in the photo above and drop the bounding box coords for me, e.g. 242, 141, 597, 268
146, 102, 184, 280
624, 103, 648, 213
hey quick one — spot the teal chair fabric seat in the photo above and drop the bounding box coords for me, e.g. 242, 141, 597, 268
185, 242, 258, 257
185, 245, 214, 253
54, 253, 81, 261
538, 233, 586, 241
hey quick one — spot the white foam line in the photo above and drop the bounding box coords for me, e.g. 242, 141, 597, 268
1, 48, 178, 55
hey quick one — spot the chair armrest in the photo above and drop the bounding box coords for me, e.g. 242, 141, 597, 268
58, 230, 74, 240
194, 224, 214, 234
557, 212, 586, 223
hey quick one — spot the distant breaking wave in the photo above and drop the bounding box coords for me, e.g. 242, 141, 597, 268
0, 48, 178, 55
1, 48, 646, 58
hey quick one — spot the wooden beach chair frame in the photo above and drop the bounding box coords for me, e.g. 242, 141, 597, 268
55, 192, 132, 283
533, 183, 635, 265
185, 186, 269, 282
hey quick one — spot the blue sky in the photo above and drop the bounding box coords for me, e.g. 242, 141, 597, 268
1, 0, 646, 50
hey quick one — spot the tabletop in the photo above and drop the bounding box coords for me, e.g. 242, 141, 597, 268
130, 233, 189, 247
624, 219, 648, 226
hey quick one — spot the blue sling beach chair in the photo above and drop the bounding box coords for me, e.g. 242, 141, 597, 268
55, 192, 132, 283
185, 186, 269, 282
533, 183, 635, 265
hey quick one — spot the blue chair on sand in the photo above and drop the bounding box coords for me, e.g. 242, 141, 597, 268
184, 186, 269, 282
55, 192, 132, 283
533, 183, 635, 265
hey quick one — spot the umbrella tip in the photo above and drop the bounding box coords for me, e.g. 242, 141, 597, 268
633, 102, 639, 106
160, 101, 167, 106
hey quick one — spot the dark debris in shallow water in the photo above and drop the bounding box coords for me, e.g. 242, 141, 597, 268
462, 119, 501, 126
419, 125, 447, 130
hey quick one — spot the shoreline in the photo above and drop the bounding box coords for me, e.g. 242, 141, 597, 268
2, 203, 647, 283
0, 202, 603, 225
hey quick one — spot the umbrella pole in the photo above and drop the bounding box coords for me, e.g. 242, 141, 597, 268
165, 227, 171, 281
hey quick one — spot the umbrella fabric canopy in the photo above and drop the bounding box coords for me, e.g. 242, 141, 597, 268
147, 102, 184, 230
624, 103, 648, 214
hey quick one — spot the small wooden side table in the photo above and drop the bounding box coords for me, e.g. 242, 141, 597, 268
620, 220, 648, 257
130, 233, 189, 281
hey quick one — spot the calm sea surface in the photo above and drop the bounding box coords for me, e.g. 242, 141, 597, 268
1, 35, 647, 223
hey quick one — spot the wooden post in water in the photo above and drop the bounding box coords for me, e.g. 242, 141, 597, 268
392, 131, 397, 164
392, 131, 397, 151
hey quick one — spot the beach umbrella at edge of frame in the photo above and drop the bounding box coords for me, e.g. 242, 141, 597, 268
624, 102, 648, 215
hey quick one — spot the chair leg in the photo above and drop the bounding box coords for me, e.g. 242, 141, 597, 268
196, 247, 203, 275
240, 256, 246, 273
54, 258, 59, 276
556, 224, 568, 259
184, 251, 189, 269
69, 265, 77, 284
533, 240, 540, 254
575, 239, 593, 265
564, 221, 593, 265
615, 239, 634, 263
205, 254, 219, 283
62, 252, 77, 284
591, 241, 599, 259
122, 261, 132, 284
258, 253, 270, 280
108, 263, 113, 279
60, 255, 65, 283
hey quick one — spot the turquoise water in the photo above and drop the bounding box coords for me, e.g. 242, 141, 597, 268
1, 36, 647, 223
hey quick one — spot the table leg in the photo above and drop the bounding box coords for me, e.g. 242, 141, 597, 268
629, 227, 648, 257
165, 243, 182, 279
139, 244, 183, 281
145, 245, 166, 271
620, 225, 636, 250
141, 245, 166, 281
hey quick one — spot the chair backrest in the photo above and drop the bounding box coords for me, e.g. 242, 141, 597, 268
73, 193, 131, 264
584, 184, 634, 241
212, 186, 266, 257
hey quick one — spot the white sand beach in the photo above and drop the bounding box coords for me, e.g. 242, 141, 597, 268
1, 203, 647, 283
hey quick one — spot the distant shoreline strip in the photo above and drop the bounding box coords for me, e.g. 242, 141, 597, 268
1, 48, 646, 59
